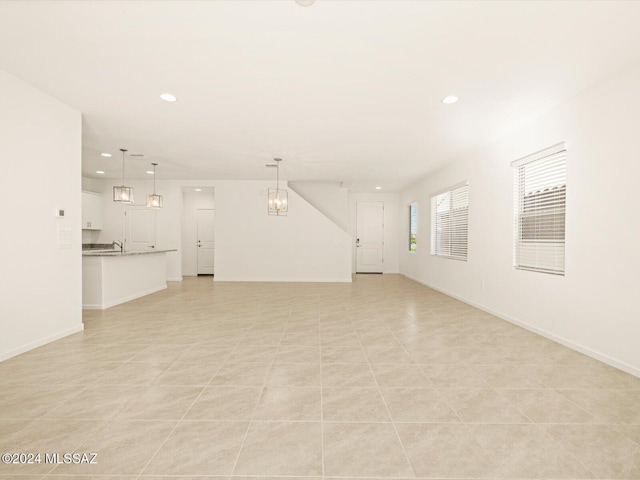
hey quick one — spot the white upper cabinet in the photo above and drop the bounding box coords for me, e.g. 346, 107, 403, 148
82, 191, 102, 230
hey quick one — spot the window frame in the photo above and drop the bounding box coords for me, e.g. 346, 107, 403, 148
408, 202, 417, 252
512, 143, 567, 276
430, 181, 469, 262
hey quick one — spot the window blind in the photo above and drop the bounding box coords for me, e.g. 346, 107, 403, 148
513, 144, 566, 275
430, 183, 469, 261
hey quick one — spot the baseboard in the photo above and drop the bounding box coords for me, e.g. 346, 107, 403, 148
83, 285, 168, 310
0, 324, 84, 363
214, 277, 353, 283
351, 271, 401, 275
167, 276, 183, 282
402, 273, 640, 378
82, 303, 102, 310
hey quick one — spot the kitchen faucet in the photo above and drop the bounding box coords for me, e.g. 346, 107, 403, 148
112, 240, 123, 253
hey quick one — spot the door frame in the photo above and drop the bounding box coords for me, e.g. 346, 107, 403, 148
180, 187, 215, 277
196, 208, 215, 275
355, 200, 385, 273
124, 205, 156, 251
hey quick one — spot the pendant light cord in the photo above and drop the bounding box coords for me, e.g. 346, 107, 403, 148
120, 148, 127, 185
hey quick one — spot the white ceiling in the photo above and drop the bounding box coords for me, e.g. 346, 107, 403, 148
1, 1, 640, 191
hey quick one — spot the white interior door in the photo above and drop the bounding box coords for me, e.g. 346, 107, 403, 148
125, 206, 156, 251
356, 201, 384, 273
197, 209, 215, 275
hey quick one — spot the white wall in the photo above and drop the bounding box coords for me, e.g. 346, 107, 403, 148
0, 70, 83, 361
289, 181, 349, 232
82, 176, 103, 192
181, 188, 215, 277
349, 192, 400, 273
90, 179, 352, 282
80, 177, 102, 245
400, 62, 640, 376
215, 181, 352, 282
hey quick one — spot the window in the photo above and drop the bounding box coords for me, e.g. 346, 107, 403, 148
409, 202, 417, 252
430, 183, 469, 261
512, 143, 566, 275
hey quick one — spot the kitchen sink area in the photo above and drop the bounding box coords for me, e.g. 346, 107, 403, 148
82, 243, 177, 309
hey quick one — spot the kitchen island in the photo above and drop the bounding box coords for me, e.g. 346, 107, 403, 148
82, 249, 177, 309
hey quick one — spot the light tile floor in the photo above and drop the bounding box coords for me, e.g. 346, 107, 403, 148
1, 274, 639, 479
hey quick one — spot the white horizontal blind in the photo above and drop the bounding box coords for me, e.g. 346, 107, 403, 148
513, 145, 566, 275
430, 183, 469, 261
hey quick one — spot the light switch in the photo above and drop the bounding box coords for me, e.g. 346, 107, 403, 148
57, 223, 73, 249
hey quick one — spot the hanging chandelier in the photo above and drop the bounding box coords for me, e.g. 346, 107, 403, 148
113, 148, 133, 203
267, 158, 288, 216
146, 162, 163, 208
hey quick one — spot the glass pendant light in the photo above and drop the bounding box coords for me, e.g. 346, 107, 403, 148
113, 148, 133, 203
267, 158, 288, 216
146, 162, 163, 208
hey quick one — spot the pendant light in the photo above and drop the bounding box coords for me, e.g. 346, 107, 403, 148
113, 148, 133, 203
267, 158, 288, 216
146, 162, 163, 208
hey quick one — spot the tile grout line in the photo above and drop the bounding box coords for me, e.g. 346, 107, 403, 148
318, 309, 325, 480
467, 315, 603, 479
495, 382, 601, 480
226, 306, 289, 477
394, 308, 521, 478
6, 277, 640, 479
490, 373, 604, 477
385, 321, 438, 388
351, 312, 418, 479
128, 309, 256, 480
132, 341, 218, 480
535, 426, 601, 479
51, 343, 197, 478
459, 358, 601, 478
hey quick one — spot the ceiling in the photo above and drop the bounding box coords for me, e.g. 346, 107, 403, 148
1, 1, 640, 191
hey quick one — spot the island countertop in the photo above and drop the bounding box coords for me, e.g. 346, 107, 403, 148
82, 249, 177, 309
82, 249, 177, 257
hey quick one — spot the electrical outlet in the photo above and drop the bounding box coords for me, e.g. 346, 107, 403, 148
481, 280, 486, 291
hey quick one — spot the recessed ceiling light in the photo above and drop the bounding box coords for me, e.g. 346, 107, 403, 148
160, 93, 178, 102
101, 153, 112, 157
96, 170, 105, 174
195, 188, 202, 192
375, 186, 382, 190
441, 95, 459, 104
295, 0, 315, 6
146, 171, 154, 175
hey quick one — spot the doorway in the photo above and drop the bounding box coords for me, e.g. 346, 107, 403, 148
197, 209, 215, 275
181, 188, 215, 277
356, 201, 384, 273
